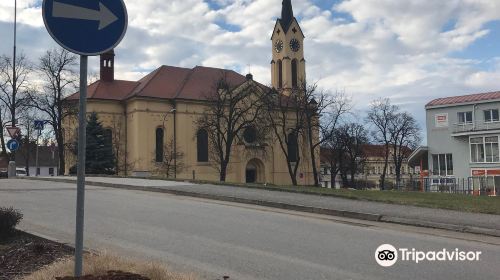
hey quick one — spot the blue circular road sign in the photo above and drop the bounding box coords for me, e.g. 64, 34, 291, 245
7, 139, 20, 152
42, 0, 128, 56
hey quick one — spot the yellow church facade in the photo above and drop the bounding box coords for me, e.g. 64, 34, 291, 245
64, 0, 319, 185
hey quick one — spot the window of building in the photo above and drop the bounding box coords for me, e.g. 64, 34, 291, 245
49, 168, 54, 176
287, 132, 298, 163
484, 109, 499, 123
291, 59, 298, 88
104, 129, 113, 148
485, 136, 499, 163
432, 154, 453, 176
277, 60, 283, 88
469, 137, 500, 163
243, 126, 257, 144
155, 127, 164, 163
197, 129, 209, 162
470, 137, 485, 163
458, 111, 473, 124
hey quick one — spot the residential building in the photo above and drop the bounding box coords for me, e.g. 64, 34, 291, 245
320, 145, 418, 189
63, 0, 319, 185
15, 145, 59, 176
409, 91, 500, 195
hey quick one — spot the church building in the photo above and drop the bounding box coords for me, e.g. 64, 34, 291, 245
64, 0, 318, 185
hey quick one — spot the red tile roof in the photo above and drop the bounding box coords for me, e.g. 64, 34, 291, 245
68, 80, 140, 101
320, 144, 413, 163
426, 91, 500, 107
68, 65, 252, 102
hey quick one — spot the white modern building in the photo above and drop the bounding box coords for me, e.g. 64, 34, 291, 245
410, 91, 500, 195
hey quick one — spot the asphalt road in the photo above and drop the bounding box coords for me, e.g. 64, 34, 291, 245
1, 179, 499, 280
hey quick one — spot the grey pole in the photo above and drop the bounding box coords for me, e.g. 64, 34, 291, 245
35, 129, 40, 176
9, 0, 17, 170
12, 0, 16, 127
74, 55, 88, 277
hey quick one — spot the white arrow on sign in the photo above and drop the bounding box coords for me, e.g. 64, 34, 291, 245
52, 1, 118, 30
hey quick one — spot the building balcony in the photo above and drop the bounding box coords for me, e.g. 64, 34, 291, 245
452, 121, 500, 136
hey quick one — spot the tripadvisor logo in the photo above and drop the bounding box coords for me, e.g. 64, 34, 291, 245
375, 244, 482, 267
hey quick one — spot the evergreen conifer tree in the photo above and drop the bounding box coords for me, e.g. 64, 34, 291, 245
73, 112, 115, 174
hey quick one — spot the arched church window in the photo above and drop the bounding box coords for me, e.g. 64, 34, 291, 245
288, 132, 298, 163
155, 127, 164, 162
197, 129, 209, 162
277, 60, 283, 88
104, 129, 113, 149
291, 59, 298, 88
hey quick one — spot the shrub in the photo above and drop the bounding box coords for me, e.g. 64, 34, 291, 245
0, 207, 23, 237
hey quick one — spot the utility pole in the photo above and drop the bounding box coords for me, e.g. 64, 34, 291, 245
12, 0, 17, 127
8, 0, 18, 176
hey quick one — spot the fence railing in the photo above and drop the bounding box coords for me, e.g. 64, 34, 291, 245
390, 177, 497, 196
453, 121, 500, 134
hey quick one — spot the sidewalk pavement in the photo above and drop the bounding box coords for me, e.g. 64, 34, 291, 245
22, 176, 500, 237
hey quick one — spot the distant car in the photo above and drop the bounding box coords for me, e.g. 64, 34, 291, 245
16, 168, 27, 177
0, 170, 7, 178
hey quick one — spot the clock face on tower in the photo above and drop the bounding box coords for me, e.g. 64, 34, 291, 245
290, 38, 300, 52
274, 40, 284, 53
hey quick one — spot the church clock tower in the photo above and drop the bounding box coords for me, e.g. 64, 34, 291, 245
271, 0, 306, 93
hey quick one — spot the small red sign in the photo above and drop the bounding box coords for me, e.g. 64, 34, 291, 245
486, 169, 500, 176
6, 127, 20, 138
472, 170, 486, 176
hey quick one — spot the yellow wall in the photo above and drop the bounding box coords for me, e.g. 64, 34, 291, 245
64, 94, 319, 186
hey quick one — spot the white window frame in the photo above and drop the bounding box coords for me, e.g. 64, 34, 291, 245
458, 111, 473, 124
484, 109, 500, 123
431, 153, 453, 177
469, 135, 500, 163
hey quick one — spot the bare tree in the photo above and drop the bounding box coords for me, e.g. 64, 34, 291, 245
0, 53, 31, 127
390, 111, 421, 184
366, 98, 398, 190
27, 48, 78, 175
264, 88, 308, 186
153, 139, 185, 178
17, 108, 42, 175
336, 123, 369, 188
108, 114, 139, 175
301, 82, 350, 186
0, 103, 7, 154
196, 74, 267, 182
322, 132, 343, 188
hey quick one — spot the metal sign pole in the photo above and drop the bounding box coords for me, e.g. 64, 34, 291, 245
42, 0, 128, 276
74, 55, 88, 276
35, 129, 40, 176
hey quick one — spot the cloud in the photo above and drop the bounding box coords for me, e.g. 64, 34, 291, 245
1, 0, 500, 137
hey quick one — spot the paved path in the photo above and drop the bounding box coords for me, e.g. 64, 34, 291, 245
37, 176, 500, 233
1, 179, 499, 280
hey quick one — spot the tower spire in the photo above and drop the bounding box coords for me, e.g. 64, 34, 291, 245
281, 0, 294, 32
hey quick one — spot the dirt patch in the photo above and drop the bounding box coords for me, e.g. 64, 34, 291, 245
24, 253, 197, 280
0, 231, 73, 280
56, 270, 150, 279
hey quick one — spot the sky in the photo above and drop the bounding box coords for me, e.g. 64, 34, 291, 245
1, 0, 500, 135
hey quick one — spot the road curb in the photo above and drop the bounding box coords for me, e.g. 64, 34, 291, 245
19, 177, 500, 237
380, 217, 500, 237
